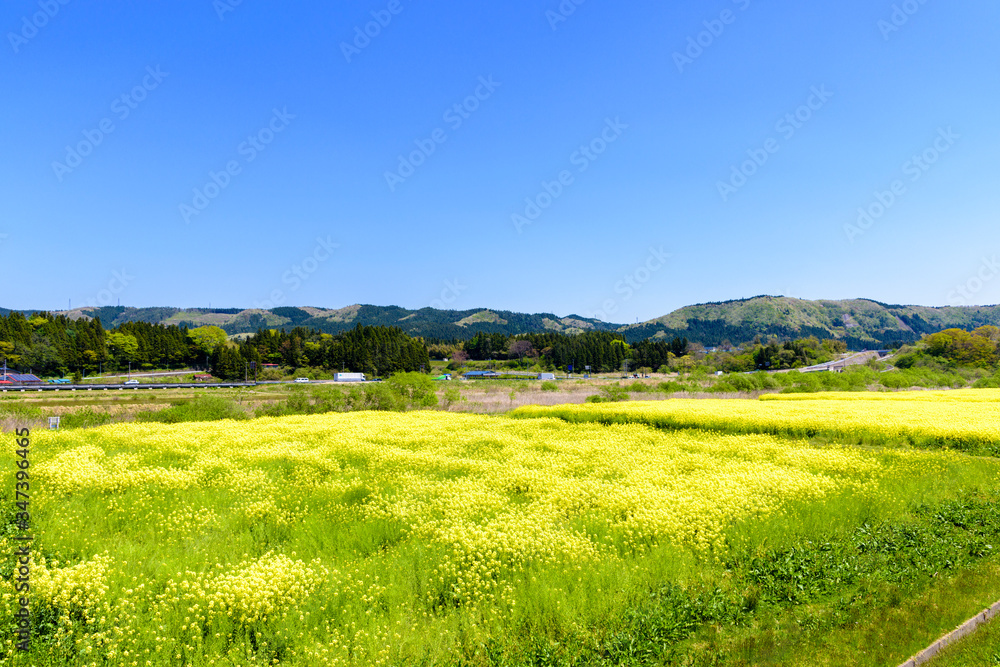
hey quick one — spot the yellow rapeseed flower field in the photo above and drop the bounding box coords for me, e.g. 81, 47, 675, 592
513, 393, 1000, 452
759, 388, 1000, 402
2, 400, 999, 665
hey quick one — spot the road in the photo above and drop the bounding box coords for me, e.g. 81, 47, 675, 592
797, 350, 890, 373
0, 379, 374, 393
1, 382, 258, 393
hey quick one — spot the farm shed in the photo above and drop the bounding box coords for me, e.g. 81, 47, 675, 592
0, 373, 43, 385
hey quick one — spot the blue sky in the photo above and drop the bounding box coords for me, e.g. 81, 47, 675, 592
2, 0, 998, 323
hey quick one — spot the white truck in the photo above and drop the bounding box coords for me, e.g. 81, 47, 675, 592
334, 373, 366, 383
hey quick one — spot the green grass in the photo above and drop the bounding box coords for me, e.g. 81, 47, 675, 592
134, 394, 250, 423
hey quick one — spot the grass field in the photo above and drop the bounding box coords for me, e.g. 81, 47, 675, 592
3, 392, 1000, 665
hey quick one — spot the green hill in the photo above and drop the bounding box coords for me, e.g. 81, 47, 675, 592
623, 296, 1000, 347
31, 296, 1000, 347
53, 305, 619, 339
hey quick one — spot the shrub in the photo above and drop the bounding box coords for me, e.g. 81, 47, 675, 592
387, 372, 439, 409
722, 374, 758, 392
600, 385, 630, 402
540, 381, 559, 392
441, 386, 465, 408
137, 395, 249, 424
60, 408, 119, 429
353, 384, 406, 412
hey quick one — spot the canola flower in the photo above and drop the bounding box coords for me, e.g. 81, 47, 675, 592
512, 392, 1000, 452
1, 407, 995, 665
759, 388, 1000, 402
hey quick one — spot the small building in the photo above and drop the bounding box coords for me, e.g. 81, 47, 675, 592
1, 373, 43, 385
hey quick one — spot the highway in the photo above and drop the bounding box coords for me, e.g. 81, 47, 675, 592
1, 382, 258, 393
0, 379, 374, 393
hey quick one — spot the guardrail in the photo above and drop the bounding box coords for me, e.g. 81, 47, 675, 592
0, 382, 257, 392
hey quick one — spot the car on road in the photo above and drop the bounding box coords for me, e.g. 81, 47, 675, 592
294, 377, 310, 383
123, 379, 140, 385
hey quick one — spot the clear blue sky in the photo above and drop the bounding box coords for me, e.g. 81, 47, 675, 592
2, 0, 998, 323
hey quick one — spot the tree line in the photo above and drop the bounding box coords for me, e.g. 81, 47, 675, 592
455, 331, 691, 374
0, 312, 192, 376
0, 311, 430, 380
223, 325, 430, 380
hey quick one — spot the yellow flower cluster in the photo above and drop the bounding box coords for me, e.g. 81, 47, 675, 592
512, 393, 1000, 449
208, 552, 328, 624
31, 552, 113, 624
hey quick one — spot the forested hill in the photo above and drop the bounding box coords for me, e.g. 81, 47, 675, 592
10, 296, 1000, 347
625, 296, 1000, 348
48, 305, 620, 339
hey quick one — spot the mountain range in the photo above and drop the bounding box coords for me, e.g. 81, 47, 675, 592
6, 297, 1000, 348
